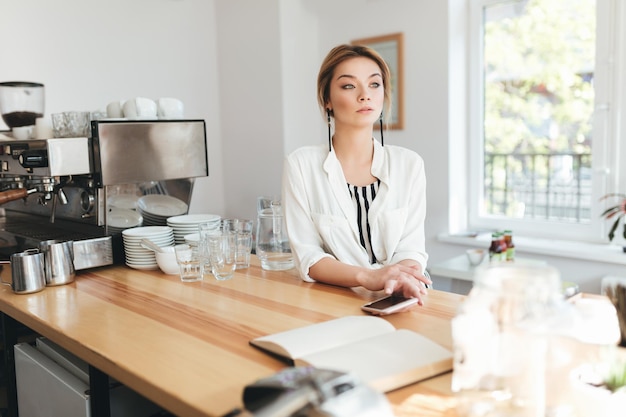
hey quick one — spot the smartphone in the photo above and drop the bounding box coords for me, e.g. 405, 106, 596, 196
361, 295, 419, 315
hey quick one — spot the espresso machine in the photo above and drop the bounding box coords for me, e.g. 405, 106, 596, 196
0, 119, 208, 269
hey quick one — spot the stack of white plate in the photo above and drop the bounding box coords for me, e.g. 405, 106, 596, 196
107, 208, 143, 234
167, 214, 221, 244
137, 195, 189, 226
108, 194, 140, 210
122, 226, 175, 270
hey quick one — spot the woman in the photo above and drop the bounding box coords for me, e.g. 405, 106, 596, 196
281, 44, 430, 304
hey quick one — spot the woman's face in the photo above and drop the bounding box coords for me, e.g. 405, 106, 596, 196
327, 57, 384, 130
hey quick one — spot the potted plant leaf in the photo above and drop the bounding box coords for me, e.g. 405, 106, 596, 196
570, 358, 626, 417
600, 193, 626, 249
604, 362, 626, 393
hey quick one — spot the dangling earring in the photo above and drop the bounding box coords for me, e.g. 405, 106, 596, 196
327, 108, 332, 151
379, 111, 384, 147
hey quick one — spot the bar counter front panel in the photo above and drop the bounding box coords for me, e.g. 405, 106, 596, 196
0, 258, 463, 417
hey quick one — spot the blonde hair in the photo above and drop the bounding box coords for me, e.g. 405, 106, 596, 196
317, 44, 392, 123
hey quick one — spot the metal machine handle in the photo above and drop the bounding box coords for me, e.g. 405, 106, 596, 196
0, 188, 36, 205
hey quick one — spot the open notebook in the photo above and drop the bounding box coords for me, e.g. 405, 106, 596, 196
250, 315, 453, 393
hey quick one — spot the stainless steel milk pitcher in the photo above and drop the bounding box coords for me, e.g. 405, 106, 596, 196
39, 239, 75, 286
1, 249, 46, 294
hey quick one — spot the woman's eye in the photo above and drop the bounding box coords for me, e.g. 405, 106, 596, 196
370, 82, 381, 88
341, 84, 355, 90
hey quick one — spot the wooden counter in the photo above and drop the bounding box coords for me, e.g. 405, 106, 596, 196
0, 258, 463, 417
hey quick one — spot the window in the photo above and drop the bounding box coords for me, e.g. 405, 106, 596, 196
467, 0, 623, 242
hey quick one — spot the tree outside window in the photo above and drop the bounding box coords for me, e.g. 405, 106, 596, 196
480, 0, 595, 224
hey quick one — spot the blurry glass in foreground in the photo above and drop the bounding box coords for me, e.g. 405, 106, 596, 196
451, 263, 572, 417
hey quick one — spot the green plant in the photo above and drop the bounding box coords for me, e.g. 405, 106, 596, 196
600, 193, 626, 241
604, 361, 626, 393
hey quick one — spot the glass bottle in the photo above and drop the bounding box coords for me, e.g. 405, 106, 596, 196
498, 233, 508, 261
489, 232, 501, 262
503, 230, 515, 262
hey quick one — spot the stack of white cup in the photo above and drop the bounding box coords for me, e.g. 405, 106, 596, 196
106, 97, 184, 119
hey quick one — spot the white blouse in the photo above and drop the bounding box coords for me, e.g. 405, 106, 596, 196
281, 139, 428, 282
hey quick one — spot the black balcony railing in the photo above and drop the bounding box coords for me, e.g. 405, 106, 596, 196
484, 151, 592, 223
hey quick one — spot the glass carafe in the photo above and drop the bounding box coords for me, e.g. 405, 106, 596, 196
256, 197, 294, 271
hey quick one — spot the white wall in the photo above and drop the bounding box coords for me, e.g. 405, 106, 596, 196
214, 0, 322, 223
0, 0, 224, 215
214, 0, 283, 222
279, 0, 323, 156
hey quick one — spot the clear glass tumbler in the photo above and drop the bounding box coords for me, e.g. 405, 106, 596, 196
174, 244, 203, 282
207, 231, 236, 280
222, 219, 253, 269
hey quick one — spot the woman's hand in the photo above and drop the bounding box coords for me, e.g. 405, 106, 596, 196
357, 263, 431, 305
308, 258, 431, 306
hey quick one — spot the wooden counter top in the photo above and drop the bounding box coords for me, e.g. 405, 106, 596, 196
0, 258, 463, 417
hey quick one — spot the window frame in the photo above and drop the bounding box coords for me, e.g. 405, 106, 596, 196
466, 0, 624, 243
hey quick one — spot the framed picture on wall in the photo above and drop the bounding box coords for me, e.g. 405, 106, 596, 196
351, 32, 404, 130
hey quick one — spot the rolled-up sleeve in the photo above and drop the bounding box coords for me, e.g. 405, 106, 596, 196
388, 154, 428, 270
282, 152, 333, 282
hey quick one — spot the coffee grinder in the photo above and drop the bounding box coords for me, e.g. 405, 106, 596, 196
0, 81, 45, 130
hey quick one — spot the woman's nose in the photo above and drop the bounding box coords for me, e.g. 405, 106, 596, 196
357, 85, 370, 101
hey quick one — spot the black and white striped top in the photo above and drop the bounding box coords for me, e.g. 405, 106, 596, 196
347, 180, 381, 264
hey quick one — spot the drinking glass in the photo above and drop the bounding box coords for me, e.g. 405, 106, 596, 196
174, 244, 203, 282
207, 231, 236, 280
451, 263, 567, 417
51, 112, 68, 138
66, 111, 90, 137
198, 222, 219, 276
222, 219, 253, 269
